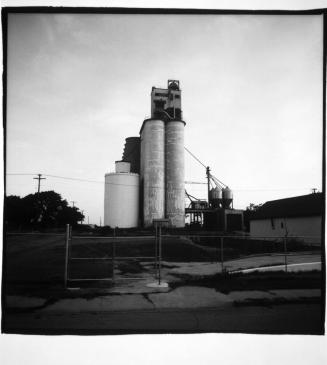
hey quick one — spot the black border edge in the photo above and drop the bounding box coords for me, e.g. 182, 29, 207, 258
0, 7, 327, 15
1, 5, 326, 336
1, 7, 8, 334
321, 11, 326, 336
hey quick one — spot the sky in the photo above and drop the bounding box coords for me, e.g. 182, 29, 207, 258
6, 12, 323, 224
1, 3, 327, 365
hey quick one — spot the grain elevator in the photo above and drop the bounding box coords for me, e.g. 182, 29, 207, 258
104, 80, 185, 228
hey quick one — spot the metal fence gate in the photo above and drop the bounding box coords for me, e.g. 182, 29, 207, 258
64, 225, 164, 288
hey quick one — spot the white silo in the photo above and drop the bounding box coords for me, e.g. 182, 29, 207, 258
165, 120, 185, 227
115, 161, 131, 173
104, 162, 139, 228
140, 119, 165, 227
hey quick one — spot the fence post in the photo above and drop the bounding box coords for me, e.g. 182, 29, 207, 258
158, 225, 162, 285
155, 224, 158, 279
220, 237, 224, 273
112, 239, 115, 283
283, 236, 288, 272
64, 224, 70, 288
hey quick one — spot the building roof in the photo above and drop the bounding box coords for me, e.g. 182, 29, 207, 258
249, 193, 324, 220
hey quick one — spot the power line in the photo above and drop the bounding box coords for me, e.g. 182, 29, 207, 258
6, 173, 318, 193
7, 173, 36, 176
185, 181, 206, 185
44, 174, 103, 184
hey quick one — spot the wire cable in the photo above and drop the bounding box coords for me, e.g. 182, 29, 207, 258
184, 147, 207, 169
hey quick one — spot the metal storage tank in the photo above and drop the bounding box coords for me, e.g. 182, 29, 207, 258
140, 119, 165, 227
104, 172, 139, 228
222, 187, 233, 209
210, 187, 222, 208
165, 120, 185, 227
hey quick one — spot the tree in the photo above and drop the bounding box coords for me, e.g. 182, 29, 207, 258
4, 195, 24, 228
4, 191, 85, 229
246, 203, 263, 211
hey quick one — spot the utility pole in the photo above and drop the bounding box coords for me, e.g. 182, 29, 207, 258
70, 201, 76, 208
312, 188, 318, 194
33, 174, 46, 195
206, 166, 211, 207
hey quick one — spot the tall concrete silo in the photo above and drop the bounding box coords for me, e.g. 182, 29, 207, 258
140, 119, 165, 227
139, 80, 186, 228
104, 162, 139, 228
165, 120, 185, 227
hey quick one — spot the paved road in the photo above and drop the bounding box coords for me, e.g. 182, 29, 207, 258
3, 302, 323, 335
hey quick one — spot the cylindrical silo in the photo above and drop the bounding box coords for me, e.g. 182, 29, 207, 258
165, 120, 185, 227
104, 172, 139, 228
222, 187, 233, 209
115, 161, 131, 173
140, 119, 165, 227
210, 187, 223, 208
122, 137, 140, 173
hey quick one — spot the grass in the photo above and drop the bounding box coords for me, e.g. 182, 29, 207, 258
169, 270, 322, 293
190, 236, 321, 261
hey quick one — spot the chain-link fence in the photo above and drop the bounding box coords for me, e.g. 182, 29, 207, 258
4, 229, 322, 292
174, 234, 322, 274
64, 225, 161, 288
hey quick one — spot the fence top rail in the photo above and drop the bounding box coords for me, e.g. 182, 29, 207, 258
7, 233, 320, 240
6, 232, 66, 236
70, 256, 155, 260
161, 235, 322, 239
71, 235, 156, 239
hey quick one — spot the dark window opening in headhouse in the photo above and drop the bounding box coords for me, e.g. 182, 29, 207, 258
155, 92, 168, 97
165, 107, 174, 119
175, 95, 180, 99
175, 109, 182, 119
281, 222, 284, 228
154, 100, 165, 109
164, 107, 182, 120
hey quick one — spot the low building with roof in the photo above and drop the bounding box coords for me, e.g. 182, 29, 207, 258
248, 193, 324, 244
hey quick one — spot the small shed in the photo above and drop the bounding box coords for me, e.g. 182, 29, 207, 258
249, 193, 323, 244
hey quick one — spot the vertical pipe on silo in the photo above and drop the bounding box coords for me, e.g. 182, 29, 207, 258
165, 120, 185, 227
140, 119, 165, 227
